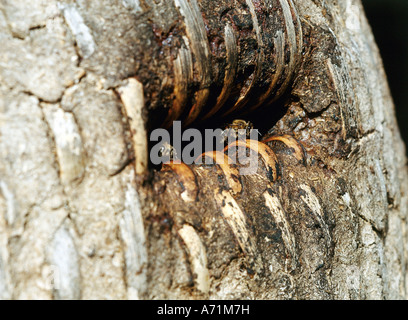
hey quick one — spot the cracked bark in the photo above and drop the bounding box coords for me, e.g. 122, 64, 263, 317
0, 0, 407, 300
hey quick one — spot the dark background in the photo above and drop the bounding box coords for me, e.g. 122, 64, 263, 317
362, 0, 408, 151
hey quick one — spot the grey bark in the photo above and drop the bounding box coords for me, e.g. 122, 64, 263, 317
0, 0, 407, 299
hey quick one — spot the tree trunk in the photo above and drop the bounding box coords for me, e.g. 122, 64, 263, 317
0, 0, 407, 300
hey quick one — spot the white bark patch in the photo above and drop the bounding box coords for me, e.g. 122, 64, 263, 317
345, 1, 361, 31
361, 222, 376, 247
118, 78, 148, 175
341, 192, 351, 207
0, 254, 10, 299
0, 18, 84, 102
263, 190, 297, 265
0, 1, 59, 39
47, 223, 80, 300
60, 4, 96, 58
43, 104, 85, 185
214, 190, 257, 258
299, 184, 331, 244
178, 224, 210, 294
345, 265, 361, 292
374, 159, 388, 212
122, 0, 143, 13
119, 183, 148, 299
0, 9, 8, 31
0, 184, 11, 299
0, 181, 16, 226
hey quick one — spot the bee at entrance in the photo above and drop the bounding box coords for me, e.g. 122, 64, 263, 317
225, 119, 253, 134
222, 119, 260, 143
158, 141, 177, 162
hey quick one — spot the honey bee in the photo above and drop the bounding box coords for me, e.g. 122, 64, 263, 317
158, 141, 177, 161
222, 119, 259, 142
225, 119, 253, 132
156, 120, 259, 163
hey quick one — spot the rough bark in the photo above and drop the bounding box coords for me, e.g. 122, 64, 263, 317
0, 0, 407, 299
